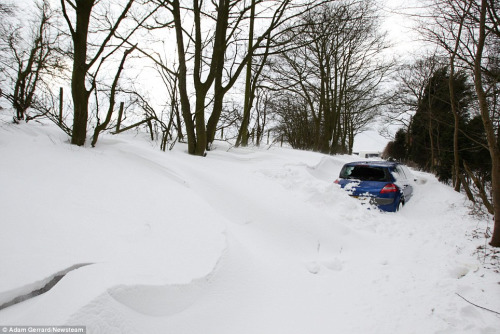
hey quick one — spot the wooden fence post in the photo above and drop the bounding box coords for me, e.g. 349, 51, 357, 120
147, 118, 154, 141
116, 102, 124, 132
59, 87, 63, 125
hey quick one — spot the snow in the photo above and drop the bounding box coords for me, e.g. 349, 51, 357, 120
0, 114, 499, 333
353, 129, 388, 153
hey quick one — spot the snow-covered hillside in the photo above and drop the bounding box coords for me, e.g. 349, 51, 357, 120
0, 115, 499, 333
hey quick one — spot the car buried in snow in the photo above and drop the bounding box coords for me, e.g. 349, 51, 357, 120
334, 161, 414, 212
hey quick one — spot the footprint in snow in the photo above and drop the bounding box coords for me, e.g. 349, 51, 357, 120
305, 258, 343, 274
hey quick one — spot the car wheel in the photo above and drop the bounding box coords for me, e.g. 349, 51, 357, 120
396, 197, 405, 212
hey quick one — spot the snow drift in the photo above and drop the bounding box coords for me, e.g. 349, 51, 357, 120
0, 115, 498, 333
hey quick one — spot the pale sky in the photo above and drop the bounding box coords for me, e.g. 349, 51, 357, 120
380, 0, 430, 60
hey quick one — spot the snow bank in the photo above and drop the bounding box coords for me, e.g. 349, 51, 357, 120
0, 115, 498, 333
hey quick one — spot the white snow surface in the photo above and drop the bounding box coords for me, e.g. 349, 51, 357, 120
0, 116, 499, 334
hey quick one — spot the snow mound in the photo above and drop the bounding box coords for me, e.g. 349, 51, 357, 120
0, 115, 498, 333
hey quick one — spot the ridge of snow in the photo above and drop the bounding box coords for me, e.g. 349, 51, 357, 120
0, 113, 498, 333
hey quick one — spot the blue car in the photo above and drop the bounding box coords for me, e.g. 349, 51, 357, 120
335, 161, 414, 212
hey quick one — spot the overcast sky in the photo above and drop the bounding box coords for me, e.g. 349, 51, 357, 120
380, 0, 430, 60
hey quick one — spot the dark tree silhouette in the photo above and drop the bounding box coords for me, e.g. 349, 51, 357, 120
60, 0, 134, 146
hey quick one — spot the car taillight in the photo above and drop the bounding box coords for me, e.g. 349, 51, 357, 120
380, 183, 397, 193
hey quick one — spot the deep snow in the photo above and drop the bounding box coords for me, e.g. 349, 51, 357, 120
0, 114, 499, 333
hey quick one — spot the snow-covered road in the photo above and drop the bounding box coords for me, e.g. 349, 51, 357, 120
0, 117, 498, 333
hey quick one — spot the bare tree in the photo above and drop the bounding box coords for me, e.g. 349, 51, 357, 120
141, 0, 332, 156
90, 45, 137, 147
0, 0, 63, 122
419, 0, 475, 191
386, 55, 446, 167
474, 0, 500, 247
121, 62, 186, 152
253, 86, 271, 146
60, 0, 136, 146
158, 66, 184, 146
271, 92, 317, 150
416, 0, 500, 246
267, 0, 391, 154
234, 0, 257, 148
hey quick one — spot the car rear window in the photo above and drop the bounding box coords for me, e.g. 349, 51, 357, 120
340, 165, 391, 182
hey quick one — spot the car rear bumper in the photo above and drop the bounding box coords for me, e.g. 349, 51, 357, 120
350, 195, 396, 212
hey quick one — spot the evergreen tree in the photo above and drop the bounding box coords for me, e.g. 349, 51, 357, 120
408, 67, 472, 182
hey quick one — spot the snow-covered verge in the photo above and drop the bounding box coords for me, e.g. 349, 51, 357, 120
0, 113, 499, 334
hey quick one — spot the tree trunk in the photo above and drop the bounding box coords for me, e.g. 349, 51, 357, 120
205, 0, 230, 150
91, 45, 135, 147
194, 92, 207, 156
449, 2, 470, 192
172, 0, 195, 154
427, 82, 435, 171
236, 0, 256, 148
490, 156, 500, 246
206, 83, 223, 149
69, 0, 93, 146
474, 0, 500, 247
448, 63, 460, 192
449, 65, 461, 191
